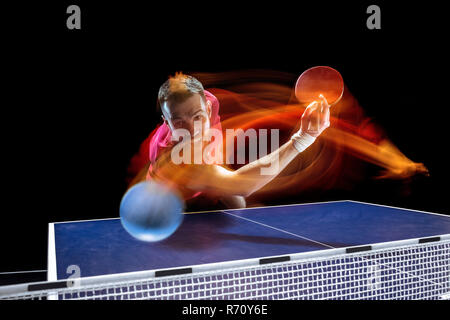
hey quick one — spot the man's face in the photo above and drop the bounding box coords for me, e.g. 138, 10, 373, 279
161, 93, 212, 138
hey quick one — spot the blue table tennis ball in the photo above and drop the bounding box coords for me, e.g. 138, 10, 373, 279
120, 181, 184, 242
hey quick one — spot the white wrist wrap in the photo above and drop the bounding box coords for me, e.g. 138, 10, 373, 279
291, 131, 316, 153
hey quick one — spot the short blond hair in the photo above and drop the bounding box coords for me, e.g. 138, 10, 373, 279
157, 72, 206, 112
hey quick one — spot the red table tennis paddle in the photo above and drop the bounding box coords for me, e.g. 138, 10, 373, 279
295, 66, 344, 106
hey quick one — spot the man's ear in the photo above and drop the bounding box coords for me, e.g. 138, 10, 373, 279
206, 100, 212, 118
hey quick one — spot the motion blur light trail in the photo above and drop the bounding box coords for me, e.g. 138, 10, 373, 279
150, 70, 428, 200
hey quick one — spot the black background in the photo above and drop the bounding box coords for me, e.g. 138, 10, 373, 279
1, 1, 448, 276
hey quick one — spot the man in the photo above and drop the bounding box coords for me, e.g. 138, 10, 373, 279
128, 72, 330, 210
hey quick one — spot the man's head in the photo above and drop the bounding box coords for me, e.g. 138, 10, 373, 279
158, 73, 212, 138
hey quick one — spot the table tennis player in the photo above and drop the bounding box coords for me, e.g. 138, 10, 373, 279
127, 72, 330, 211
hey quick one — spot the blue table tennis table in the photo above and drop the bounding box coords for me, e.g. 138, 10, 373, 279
1, 200, 449, 300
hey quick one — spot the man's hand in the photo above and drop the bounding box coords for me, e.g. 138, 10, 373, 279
300, 94, 331, 138
290, 94, 331, 153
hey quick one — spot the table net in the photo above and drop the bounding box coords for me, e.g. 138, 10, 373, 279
1, 239, 449, 300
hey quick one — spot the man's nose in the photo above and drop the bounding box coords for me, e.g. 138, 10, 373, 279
187, 120, 202, 137
184, 121, 195, 137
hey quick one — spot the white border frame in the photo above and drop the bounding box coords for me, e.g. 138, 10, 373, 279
49, 200, 450, 225
47, 223, 57, 282
47, 223, 58, 300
